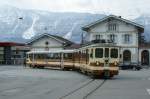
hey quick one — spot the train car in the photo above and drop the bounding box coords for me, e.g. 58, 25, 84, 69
76, 43, 120, 78
26, 42, 120, 78
26, 50, 75, 69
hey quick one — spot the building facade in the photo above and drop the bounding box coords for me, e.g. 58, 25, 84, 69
139, 44, 150, 66
27, 33, 73, 51
82, 15, 144, 65
0, 42, 29, 65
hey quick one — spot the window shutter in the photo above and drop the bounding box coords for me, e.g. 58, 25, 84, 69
130, 35, 132, 43
122, 34, 125, 43
115, 35, 117, 43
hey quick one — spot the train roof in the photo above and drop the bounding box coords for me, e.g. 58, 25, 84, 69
27, 49, 75, 54
81, 43, 120, 49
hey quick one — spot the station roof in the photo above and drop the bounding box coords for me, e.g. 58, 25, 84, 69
0, 42, 25, 46
26, 33, 73, 46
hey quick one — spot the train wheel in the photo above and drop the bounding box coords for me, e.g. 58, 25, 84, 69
38, 66, 44, 69
62, 67, 70, 71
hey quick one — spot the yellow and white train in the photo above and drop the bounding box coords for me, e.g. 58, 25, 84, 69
26, 43, 120, 78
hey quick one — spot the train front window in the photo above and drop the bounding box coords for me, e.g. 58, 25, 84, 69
95, 48, 103, 58
111, 49, 118, 58
105, 48, 109, 58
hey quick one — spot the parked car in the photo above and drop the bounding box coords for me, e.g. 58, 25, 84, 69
119, 62, 142, 70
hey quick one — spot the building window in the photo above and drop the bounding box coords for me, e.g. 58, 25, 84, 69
124, 34, 131, 43
45, 41, 49, 51
95, 35, 103, 40
45, 41, 49, 45
123, 50, 131, 62
109, 34, 117, 43
108, 23, 117, 31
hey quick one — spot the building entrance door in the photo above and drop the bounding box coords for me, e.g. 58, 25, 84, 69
141, 50, 149, 65
123, 50, 131, 65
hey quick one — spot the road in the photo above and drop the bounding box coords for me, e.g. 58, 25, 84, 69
0, 65, 150, 99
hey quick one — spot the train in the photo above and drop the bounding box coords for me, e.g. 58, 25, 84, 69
26, 42, 120, 78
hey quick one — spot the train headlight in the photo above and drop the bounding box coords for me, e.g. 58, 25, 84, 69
114, 61, 117, 66
26, 59, 29, 62
96, 61, 100, 66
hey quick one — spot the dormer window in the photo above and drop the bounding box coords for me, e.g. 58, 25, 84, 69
108, 23, 117, 31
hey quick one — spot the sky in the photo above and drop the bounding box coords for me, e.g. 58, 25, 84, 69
0, 0, 149, 19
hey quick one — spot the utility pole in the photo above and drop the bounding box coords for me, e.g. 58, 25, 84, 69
81, 32, 84, 45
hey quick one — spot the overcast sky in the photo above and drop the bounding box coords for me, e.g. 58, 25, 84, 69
0, 0, 149, 19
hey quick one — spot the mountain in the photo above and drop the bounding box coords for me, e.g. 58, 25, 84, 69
0, 5, 149, 43
0, 5, 106, 43
134, 14, 150, 42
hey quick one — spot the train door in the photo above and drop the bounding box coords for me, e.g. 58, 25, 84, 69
141, 50, 149, 65
61, 53, 64, 69
104, 48, 109, 67
104, 48, 110, 77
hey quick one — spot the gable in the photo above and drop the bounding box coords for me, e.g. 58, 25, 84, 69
31, 36, 63, 47
27, 33, 73, 46
82, 15, 144, 33
89, 18, 138, 33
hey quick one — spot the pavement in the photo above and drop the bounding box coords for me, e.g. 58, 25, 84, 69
0, 65, 150, 99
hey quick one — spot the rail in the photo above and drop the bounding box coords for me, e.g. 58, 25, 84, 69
59, 79, 106, 99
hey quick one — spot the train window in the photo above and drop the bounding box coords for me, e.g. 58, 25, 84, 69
47, 53, 53, 59
34, 54, 38, 59
105, 48, 109, 58
90, 49, 93, 58
37, 54, 45, 59
37, 54, 40, 59
46, 53, 60, 59
95, 48, 103, 58
64, 53, 72, 59
86, 49, 89, 64
111, 49, 118, 58
43, 54, 46, 59
47, 54, 50, 58
54, 53, 60, 59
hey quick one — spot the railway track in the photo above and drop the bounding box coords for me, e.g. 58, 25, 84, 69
83, 80, 106, 99
59, 79, 106, 99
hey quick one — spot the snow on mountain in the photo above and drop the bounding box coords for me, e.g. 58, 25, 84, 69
0, 5, 105, 43
23, 15, 39, 39
134, 14, 150, 41
0, 5, 149, 43
63, 22, 78, 39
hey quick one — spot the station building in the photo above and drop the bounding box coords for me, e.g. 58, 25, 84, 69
0, 42, 29, 65
82, 15, 148, 67
24, 15, 150, 67
26, 33, 74, 51
139, 44, 150, 66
